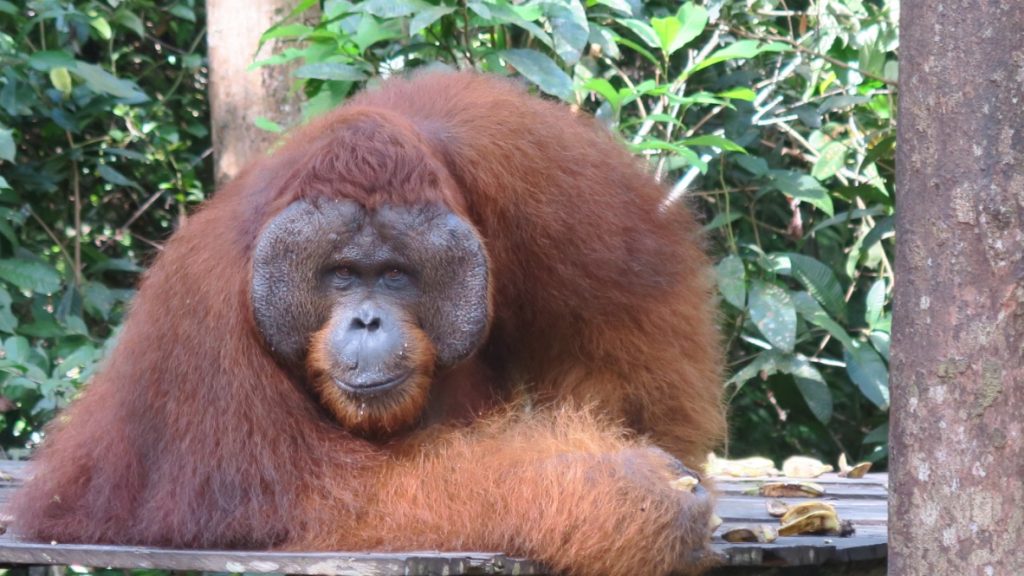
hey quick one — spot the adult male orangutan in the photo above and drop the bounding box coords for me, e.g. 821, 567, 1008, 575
14, 72, 725, 576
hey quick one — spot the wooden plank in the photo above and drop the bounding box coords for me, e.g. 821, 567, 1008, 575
0, 535, 545, 575
0, 461, 888, 572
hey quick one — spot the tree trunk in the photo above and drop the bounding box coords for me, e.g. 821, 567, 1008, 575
890, 1, 1024, 574
206, 0, 313, 185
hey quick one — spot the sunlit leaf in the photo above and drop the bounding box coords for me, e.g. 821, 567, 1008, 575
499, 49, 573, 100
715, 254, 746, 309
749, 281, 796, 352
845, 340, 890, 410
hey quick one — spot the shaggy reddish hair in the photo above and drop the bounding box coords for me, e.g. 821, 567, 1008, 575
13, 72, 725, 576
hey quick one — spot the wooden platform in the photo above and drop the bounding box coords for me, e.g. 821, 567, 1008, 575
0, 460, 887, 574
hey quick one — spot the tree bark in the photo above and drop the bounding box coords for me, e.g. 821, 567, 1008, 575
890, 1, 1024, 574
206, 0, 313, 185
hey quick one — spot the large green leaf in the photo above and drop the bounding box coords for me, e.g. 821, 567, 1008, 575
294, 61, 369, 82
783, 253, 846, 319
0, 287, 16, 333
0, 259, 62, 294
715, 254, 746, 309
749, 281, 796, 352
788, 355, 833, 424
499, 49, 573, 100
72, 62, 149, 102
409, 5, 457, 35
0, 127, 14, 162
864, 279, 886, 330
768, 170, 834, 216
546, 0, 589, 64
845, 340, 890, 410
686, 39, 788, 75
812, 140, 848, 181
791, 292, 854, 351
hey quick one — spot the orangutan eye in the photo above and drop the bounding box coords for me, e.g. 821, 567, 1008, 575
385, 269, 402, 280
335, 266, 354, 279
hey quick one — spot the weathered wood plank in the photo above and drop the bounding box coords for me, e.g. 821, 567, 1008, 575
0, 461, 888, 573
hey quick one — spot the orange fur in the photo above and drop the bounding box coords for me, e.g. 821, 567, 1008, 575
12, 72, 725, 575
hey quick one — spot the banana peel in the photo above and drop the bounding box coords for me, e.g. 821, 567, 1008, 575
780, 501, 836, 524
778, 508, 855, 537
758, 481, 825, 498
721, 524, 778, 543
669, 476, 699, 492
782, 456, 833, 478
838, 453, 873, 478
706, 453, 780, 477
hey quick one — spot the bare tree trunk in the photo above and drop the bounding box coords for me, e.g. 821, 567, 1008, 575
206, 0, 314, 185
890, 1, 1024, 574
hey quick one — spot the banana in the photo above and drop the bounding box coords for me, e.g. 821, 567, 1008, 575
778, 510, 841, 536
780, 501, 836, 524
721, 525, 778, 543
782, 456, 833, 478
759, 481, 825, 498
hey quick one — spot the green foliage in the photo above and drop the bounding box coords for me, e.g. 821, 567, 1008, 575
0, 0, 209, 454
263, 0, 896, 465
0, 0, 897, 469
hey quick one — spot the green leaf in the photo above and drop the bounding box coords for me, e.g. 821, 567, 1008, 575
845, 340, 889, 410
590, 0, 631, 14
352, 16, 405, 52
499, 49, 573, 101
260, 23, 314, 44
0, 259, 62, 294
547, 0, 590, 64
617, 18, 660, 49
49, 67, 73, 96
735, 155, 768, 176
90, 16, 113, 40
629, 140, 706, 172
702, 211, 742, 232
861, 215, 894, 250
864, 279, 886, 330
768, 170, 834, 216
409, 5, 457, 35
727, 349, 784, 388
584, 78, 621, 108
715, 254, 746, 309
253, 117, 285, 133
650, 16, 682, 56
471, 1, 552, 47
362, 0, 429, 18
869, 330, 890, 361
28, 50, 76, 71
97, 164, 141, 189
112, 9, 146, 37
169, 5, 196, 21
72, 62, 149, 101
791, 292, 854, 351
82, 282, 117, 320
749, 281, 796, 352
686, 39, 789, 75
3, 336, 30, 364
787, 355, 832, 423
783, 253, 845, 318
0, 287, 16, 333
681, 135, 746, 153
863, 422, 888, 445
812, 140, 847, 181
0, 127, 14, 163
673, 3, 707, 52
294, 62, 368, 82
718, 86, 756, 101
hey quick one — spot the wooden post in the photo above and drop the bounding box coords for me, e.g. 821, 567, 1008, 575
890, 1, 1024, 574
206, 0, 313, 184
